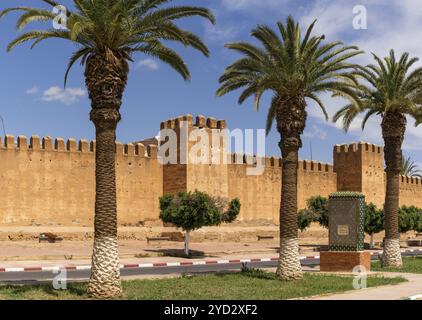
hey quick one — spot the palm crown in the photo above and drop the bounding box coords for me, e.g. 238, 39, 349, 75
401, 155, 422, 178
1, 0, 215, 85
334, 50, 422, 130
216, 16, 363, 134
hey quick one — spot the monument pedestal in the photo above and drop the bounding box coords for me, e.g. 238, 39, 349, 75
321, 192, 370, 272
320, 251, 371, 272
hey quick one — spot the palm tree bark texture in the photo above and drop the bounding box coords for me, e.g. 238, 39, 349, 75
85, 50, 129, 298
276, 95, 307, 280
381, 111, 406, 267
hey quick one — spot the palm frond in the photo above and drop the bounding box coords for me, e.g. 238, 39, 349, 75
401, 156, 422, 178
217, 16, 362, 135
333, 49, 422, 132
1, 0, 213, 84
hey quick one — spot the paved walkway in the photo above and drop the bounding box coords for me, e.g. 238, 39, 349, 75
309, 272, 422, 300
0, 239, 281, 261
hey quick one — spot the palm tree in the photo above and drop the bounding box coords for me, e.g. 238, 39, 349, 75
334, 50, 422, 267
1, 0, 214, 298
401, 155, 422, 178
217, 16, 362, 280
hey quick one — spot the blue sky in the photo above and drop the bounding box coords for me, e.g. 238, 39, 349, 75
1, 0, 422, 166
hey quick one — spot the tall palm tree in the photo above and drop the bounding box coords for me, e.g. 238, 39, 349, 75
1, 0, 214, 298
334, 50, 422, 267
401, 155, 422, 178
217, 16, 362, 280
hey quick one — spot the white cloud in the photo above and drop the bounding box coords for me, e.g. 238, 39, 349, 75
136, 59, 159, 71
205, 24, 239, 43
41, 86, 86, 105
26, 86, 40, 95
299, 0, 422, 65
203, 22, 239, 43
300, 1, 358, 39
303, 125, 327, 140
221, 0, 288, 11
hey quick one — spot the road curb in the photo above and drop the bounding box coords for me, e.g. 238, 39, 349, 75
0, 256, 305, 273
0, 249, 420, 273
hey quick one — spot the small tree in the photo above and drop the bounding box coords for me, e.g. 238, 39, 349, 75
307, 196, 329, 228
364, 203, 384, 248
409, 208, 422, 233
159, 191, 241, 256
398, 206, 421, 234
297, 209, 314, 232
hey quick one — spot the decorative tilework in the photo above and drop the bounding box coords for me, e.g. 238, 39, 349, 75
328, 192, 365, 252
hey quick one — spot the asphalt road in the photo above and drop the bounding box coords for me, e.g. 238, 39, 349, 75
0, 251, 420, 285
0, 259, 319, 285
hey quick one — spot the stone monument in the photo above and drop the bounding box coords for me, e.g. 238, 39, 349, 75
320, 192, 371, 272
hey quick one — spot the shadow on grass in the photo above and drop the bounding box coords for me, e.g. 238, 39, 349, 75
210, 267, 276, 281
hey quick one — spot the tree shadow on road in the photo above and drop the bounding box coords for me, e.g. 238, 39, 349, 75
144, 248, 208, 259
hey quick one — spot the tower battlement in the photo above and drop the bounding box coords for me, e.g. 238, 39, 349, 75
334, 142, 383, 154
160, 114, 227, 130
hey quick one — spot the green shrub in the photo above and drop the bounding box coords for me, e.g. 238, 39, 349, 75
416, 215, 422, 233
398, 206, 421, 233
297, 209, 314, 231
306, 196, 329, 228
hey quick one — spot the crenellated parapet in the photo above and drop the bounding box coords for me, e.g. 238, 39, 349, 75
160, 114, 227, 130
334, 142, 383, 154
228, 154, 281, 167
0, 135, 158, 159
400, 175, 422, 187
226, 153, 334, 173
299, 160, 334, 173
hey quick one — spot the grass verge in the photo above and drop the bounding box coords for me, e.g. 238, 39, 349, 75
372, 256, 422, 274
0, 269, 405, 300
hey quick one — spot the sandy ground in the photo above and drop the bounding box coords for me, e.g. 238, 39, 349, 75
0, 240, 282, 262
0, 223, 418, 263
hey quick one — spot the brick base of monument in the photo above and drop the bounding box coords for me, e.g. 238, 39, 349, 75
320, 251, 371, 272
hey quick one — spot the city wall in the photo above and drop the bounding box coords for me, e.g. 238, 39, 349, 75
1, 115, 422, 226
0, 135, 162, 226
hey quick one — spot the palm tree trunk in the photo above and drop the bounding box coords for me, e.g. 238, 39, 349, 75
381, 111, 405, 268
85, 50, 129, 298
87, 116, 122, 298
275, 96, 307, 280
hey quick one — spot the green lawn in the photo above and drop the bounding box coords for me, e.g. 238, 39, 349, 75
372, 256, 422, 274
0, 270, 405, 300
